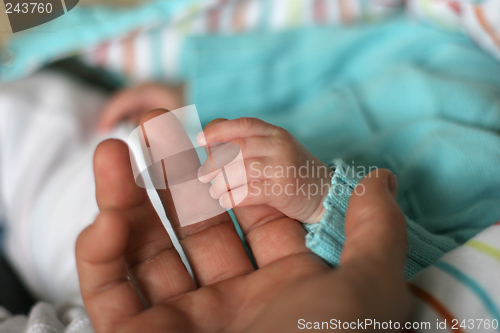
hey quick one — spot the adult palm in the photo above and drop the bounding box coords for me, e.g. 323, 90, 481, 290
76, 112, 410, 333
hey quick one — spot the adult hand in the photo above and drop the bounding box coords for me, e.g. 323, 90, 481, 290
76, 111, 410, 333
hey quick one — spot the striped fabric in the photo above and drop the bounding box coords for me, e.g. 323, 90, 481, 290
79, 0, 500, 84
409, 222, 500, 332
79, 0, 400, 82
408, 0, 500, 59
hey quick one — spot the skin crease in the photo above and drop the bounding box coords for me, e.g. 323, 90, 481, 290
76, 107, 411, 333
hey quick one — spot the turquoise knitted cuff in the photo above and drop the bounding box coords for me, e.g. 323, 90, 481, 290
304, 159, 357, 267
305, 159, 459, 279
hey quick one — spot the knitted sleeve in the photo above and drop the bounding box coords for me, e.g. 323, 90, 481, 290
304, 159, 460, 279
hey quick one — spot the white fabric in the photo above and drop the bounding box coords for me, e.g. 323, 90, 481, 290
0, 71, 129, 304
0, 303, 93, 333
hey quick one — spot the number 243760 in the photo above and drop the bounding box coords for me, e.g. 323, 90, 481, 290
5, 2, 53, 14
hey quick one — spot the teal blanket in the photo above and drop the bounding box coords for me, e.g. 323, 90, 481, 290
181, 16, 500, 275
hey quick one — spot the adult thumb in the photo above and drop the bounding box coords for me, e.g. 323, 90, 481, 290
340, 169, 407, 276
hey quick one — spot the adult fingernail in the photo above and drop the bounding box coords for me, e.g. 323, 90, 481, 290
388, 173, 398, 199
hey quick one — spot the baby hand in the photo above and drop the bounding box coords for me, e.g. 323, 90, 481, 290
197, 118, 333, 223
98, 83, 184, 132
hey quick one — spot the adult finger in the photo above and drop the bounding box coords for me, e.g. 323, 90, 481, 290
76, 210, 143, 333
336, 169, 410, 324
139, 111, 255, 286
233, 205, 311, 268
341, 168, 407, 275
94, 139, 195, 305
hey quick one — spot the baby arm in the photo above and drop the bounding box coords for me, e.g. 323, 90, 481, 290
197, 118, 333, 223
98, 82, 184, 132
